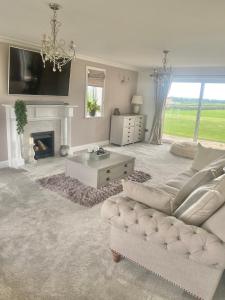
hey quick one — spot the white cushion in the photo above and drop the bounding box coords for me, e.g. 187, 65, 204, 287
206, 155, 225, 177
172, 168, 215, 211
170, 142, 198, 159
192, 144, 225, 171
122, 180, 175, 214
174, 174, 225, 226
202, 204, 225, 242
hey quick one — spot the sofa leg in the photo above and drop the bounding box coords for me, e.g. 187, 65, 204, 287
111, 250, 121, 263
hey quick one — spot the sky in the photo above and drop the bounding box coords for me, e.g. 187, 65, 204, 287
168, 82, 225, 100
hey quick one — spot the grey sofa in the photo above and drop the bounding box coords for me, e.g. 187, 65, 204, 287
101, 160, 225, 300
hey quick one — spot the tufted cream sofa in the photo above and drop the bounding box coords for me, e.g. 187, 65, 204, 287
101, 165, 225, 300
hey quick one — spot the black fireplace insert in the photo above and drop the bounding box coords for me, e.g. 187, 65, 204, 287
31, 131, 55, 159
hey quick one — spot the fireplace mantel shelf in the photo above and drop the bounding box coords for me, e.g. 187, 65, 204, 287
2, 104, 78, 108
3, 104, 78, 121
2, 103, 78, 168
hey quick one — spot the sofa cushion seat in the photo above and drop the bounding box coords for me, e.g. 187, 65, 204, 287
166, 169, 197, 190
101, 196, 225, 270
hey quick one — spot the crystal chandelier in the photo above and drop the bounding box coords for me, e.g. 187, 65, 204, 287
41, 3, 76, 72
150, 50, 172, 78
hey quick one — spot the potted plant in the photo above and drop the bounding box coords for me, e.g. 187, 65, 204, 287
87, 98, 100, 117
14, 100, 28, 157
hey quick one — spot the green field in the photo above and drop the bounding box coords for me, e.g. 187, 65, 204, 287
164, 108, 225, 143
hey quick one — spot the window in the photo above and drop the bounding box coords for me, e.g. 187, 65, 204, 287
199, 83, 225, 143
164, 82, 201, 139
164, 81, 225, 143
85, 66, 106, 118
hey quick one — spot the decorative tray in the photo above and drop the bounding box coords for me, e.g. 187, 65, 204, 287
89, 151, 110, 160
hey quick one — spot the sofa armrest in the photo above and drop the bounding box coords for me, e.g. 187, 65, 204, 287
101, 196, 225, 270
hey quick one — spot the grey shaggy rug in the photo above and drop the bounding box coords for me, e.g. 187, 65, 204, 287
38, 170, 151, 207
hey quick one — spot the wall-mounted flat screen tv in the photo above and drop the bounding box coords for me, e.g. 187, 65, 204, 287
8, 46, 71, 96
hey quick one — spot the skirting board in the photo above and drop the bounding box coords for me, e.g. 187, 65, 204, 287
69, 140, 109, 154
0, 160, 9, 169
0, 141, 110, 168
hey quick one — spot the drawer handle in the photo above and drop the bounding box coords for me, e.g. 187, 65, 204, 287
129, 123, 131, 125
129, 118, 131, 120
106, 177, 110, 181
124, 171, 128, 175
106, 169, 110, 173
124, 164, 128, 167
128, 135, 130, 138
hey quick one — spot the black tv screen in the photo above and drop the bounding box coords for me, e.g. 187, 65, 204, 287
8, 47, 71, 96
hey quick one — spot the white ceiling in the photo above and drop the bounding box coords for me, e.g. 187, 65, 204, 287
1, 0, 225, 69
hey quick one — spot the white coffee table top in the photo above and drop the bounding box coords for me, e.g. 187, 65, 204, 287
67, 151, 135, 170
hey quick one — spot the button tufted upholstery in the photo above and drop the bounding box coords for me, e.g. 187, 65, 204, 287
101, 196, 225, 270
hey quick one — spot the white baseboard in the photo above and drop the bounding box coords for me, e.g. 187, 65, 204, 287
0, 142, 110, 167
0, 160, 9, 168
69, 140, 109, 154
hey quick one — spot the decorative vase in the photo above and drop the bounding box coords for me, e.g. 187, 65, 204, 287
60, 145, 69, 157
19, 134, 25, 159
28, 137, 36, 164
90, 110, 96, 117
113, 108, 120, 115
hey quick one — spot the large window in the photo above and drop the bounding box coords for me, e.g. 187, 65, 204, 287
164, 81, 225, 143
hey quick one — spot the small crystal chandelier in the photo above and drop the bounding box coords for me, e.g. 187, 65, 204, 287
150, 50, 172, 78
41, 3, 76, 72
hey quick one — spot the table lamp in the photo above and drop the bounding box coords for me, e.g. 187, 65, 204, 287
131, 95, 143, 114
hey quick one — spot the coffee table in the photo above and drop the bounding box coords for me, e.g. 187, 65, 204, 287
65, 151, 135, 188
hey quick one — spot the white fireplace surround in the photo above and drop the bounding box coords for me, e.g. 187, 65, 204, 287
3, 103, 77, 168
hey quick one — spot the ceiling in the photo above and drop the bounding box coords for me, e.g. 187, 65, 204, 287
1, 0, 225, 69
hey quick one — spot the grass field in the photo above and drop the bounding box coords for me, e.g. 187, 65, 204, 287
164, 108, 225, 143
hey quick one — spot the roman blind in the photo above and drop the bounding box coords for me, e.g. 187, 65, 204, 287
88, 69, 105, 88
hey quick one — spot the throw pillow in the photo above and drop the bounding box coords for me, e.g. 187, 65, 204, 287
122, 180, 175, 214
173, 174, 225, 226
172, 168, 215, 211
205, 155, 225, 177
192, 143, 225, 171
202, 204, 225, 242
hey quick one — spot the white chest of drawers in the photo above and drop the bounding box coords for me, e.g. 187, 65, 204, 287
110, 114, 146, 146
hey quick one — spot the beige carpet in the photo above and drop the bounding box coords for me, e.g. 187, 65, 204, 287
0, 143, 225, 300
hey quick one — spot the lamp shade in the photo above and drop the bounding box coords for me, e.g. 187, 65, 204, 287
131, 95, 143, 105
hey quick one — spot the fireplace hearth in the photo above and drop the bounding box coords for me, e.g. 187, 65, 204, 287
31, 131, 54, 159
